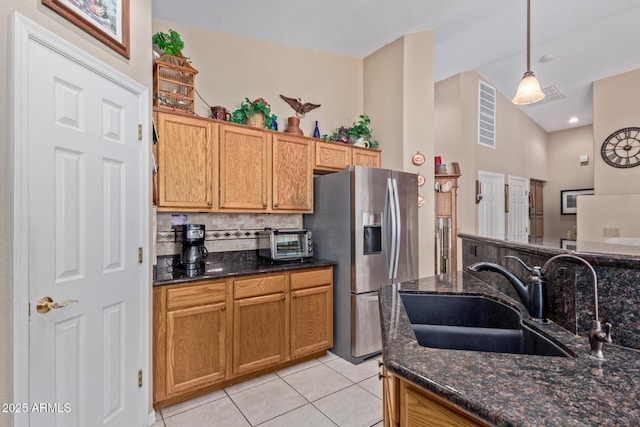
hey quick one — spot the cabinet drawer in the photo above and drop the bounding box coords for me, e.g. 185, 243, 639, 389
290, 268, 333, 290
234, 274, 286, 299
167, 282, 226, 311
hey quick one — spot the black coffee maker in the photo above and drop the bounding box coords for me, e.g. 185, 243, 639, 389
178, 224, 208, 276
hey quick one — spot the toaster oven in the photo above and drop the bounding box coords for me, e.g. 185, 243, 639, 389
257, 229, 313, 261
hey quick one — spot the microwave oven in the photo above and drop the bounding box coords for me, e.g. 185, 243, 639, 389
257, 229, 313, 261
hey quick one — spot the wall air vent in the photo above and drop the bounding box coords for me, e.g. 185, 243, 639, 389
478, 81, 496, 149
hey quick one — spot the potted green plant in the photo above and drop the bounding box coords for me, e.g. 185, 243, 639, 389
329, 115, 379, 148
231, 97, 278, 130
152, 29, 190, 61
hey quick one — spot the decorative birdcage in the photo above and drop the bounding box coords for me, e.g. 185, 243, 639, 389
153, 54, 198, 113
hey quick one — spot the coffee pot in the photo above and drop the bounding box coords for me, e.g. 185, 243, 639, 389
210, 106, 231, 121
177, 224, 209, 276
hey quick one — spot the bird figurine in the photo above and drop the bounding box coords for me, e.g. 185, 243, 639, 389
280, 95, 321, 118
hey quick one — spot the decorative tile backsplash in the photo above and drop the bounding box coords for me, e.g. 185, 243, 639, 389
155, 212, 303, 259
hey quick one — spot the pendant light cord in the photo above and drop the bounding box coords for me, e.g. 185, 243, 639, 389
526, 0, 531, 72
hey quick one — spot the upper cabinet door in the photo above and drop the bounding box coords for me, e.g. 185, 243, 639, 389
157, 113, 216, 210
219, 124, 270, 211
272, 134, 314, 212
314, 140, 352, 172
352, 147, 381, 168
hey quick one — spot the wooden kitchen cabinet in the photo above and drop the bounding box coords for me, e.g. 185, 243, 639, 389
315, 140, 352, 172
272, 134, 314, 212
154, 266, 334, 409
382, 375, 490, 427
232, 274, 289, 375
219, 124, 270, 211
156, 112, 217, 210
290, 268, 333, 358
352, 146, 381, 168
153, 281, 230, 405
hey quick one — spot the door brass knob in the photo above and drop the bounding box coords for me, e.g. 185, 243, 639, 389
36, 296, 78, 314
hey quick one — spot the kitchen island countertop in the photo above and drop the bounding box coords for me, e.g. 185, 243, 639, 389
380, 272, 640, 426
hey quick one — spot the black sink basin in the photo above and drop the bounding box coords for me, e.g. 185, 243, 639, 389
399, 292, 574, 357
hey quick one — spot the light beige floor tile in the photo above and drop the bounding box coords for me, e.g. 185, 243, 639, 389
225, 372, 279, 395
314, 384, 382, 427
282, 364, 353, 401
164, 397, 250, 427
257, 403, 336, 427
372, 422, 383, 427
325, 356, 381, 383
151, 421, 165, 427
229, 378, 308, 425
276, 358, 321, 377
316, 351, 338, 363
358, 375, 383, 400
161, 388, 227, 418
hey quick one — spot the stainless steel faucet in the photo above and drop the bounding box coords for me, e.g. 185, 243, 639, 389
542, 254, 612, 359
468, 253, 612, 358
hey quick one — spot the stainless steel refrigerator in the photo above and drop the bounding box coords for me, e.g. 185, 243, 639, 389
304, 166, 418, 364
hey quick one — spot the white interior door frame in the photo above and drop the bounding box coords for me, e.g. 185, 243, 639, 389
11, 13, 151, 426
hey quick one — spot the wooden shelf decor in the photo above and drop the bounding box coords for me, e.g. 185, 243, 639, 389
153, 54, 198, 114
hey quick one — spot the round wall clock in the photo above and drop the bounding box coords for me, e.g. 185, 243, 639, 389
601, 127, 640, 168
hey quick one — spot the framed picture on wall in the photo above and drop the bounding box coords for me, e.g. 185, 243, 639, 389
560, 189, 594, 215
42, 0, 130, 58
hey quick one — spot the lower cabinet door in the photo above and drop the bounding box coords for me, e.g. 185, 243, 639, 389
165, 302, 227, 395
233, 293, 288, 375
290, 285, 333, 358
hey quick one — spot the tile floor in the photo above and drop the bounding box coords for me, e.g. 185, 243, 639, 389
152, 352, 383, 427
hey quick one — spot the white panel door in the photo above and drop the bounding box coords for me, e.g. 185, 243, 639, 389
24, 32, 143, 426
508, 175, 530, 242
477, 171, 505, 237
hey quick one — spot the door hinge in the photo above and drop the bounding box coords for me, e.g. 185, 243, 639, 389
138, 247, 143, 263
138, 124, 142, 141
138, 370, 143, 388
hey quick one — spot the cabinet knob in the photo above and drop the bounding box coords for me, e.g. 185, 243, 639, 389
221, 305, 226, 311
274, 203, 279, 208
207, 201, 213, 207
292, 293, 297, 299
263, 203, 267, 208
378, 372, 385, 381
281, 295, 286, 301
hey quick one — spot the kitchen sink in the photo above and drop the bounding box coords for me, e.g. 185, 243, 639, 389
399, 292, 574, 357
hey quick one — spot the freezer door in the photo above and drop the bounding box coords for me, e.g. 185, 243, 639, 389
393, 171, 419, 283
351, 292, 382, 358
353, 167, 392, 294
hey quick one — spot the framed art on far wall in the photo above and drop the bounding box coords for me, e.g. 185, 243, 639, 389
42, 0, 130, 58
561, 189, 594, 215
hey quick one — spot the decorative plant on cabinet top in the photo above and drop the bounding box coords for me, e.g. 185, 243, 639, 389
231, 97, 278, 130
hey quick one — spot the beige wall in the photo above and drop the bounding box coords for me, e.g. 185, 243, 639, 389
152, 20, 363, 139
364, 30, 435, 277
1, 2, 152, 425
545, 125, 594, 238
593, 68, 640, 195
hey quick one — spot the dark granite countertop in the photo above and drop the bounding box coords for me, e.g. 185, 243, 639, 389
380, 272, 640, 426
460, 233, 640, 269
153, 256, 335, 286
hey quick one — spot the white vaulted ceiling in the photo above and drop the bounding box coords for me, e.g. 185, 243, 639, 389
152, 0, 640, 132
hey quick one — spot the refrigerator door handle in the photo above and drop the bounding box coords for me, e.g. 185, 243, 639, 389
387, 177, 397, 280
391, 177, 402, 279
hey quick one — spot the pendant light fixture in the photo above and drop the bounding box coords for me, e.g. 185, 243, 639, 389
512, 0, 545, 105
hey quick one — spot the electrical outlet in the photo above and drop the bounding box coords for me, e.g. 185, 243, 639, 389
602, 227, 621, 238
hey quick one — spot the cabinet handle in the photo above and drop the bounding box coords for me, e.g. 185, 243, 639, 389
221, 305, 226, 311
378, 372, 385, 381
292, 293, 297, 299
378, 360, 383, 368
263, 203, 267, 208
207, 201, 213, 207
274, 203, 279, 208
281, 295, 286, 301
